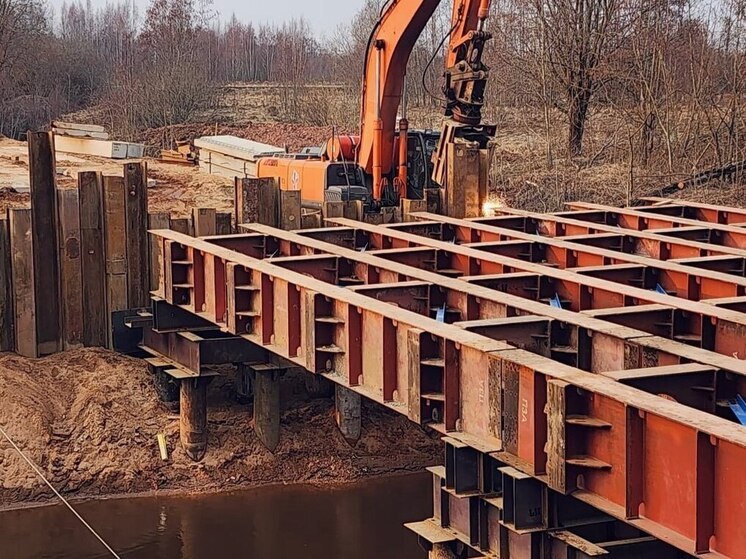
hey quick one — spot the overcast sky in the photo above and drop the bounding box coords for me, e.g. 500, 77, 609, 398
68, 0, 365, 36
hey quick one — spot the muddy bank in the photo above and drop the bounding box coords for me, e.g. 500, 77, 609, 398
0, 348, 441, 507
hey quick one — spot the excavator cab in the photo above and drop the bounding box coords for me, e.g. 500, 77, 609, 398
403, 129, 441, 200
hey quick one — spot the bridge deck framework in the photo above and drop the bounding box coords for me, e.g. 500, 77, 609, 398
148, 198, 746, 559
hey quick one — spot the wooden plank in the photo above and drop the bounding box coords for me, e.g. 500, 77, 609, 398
546, 379, 568, 493
192, 207, 216, 237
381, 206, 401, 223
57, 189, 83, 349
342, 200, 363, 221
54, 135, 144, 159
148, 211, 170, 292
79, 171, 107, 347
407, 328, 423, 423
258, 180, 279, 227
424, 188, 441, 214
0, 216, 15, 352
9, 209, 36, 357
0, 217, 11, 351
216, 212, 232, 235
103, 176, 129, 347
170, 217, 192, 236
124, 162, 149, 307
28, 131, 61, 355
52, 121, 106, 133
279, 190, 301, 230
235, 177, 251, 225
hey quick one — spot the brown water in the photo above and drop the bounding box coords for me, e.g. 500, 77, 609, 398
0, 473, 431, 559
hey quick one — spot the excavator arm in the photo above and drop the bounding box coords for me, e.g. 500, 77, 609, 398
355, 0, 493, 203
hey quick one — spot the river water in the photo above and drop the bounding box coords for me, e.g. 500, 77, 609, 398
0, 473, 431, 559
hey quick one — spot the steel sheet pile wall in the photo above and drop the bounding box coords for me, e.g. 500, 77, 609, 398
151, 197, 746, 559
0, 134, 149, 356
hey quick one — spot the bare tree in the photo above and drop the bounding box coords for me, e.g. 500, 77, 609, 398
0, 0, 45, 76
532, 0, 631, 157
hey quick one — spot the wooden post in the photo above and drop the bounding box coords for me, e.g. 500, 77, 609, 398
216, 212, 232, 235
335, 385, 361, 443
192, 207, 216, 237
401, 198, 428, 222
253, 363, 281, 451
124, 162, 149, 308
342, 200, 363, 221
381, 205, 400, 223
279, 190, 301, 230
234, 177, 249, 225
0, 216, 13, 352
9, 208, 36, 357
170, 217, 192, 236
322, 201, 344, 220
180, 377, 209, 462
235, 177, 278, 226
79, 171, 107, 348
57, 188, 83, 349
103, 176, 129, 348
28, 131, 61, 355
424, 188, 441, 214
148, 211, 170, 293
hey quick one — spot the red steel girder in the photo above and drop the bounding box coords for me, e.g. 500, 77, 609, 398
409, 211, 746, 301
326, 217, 746, 360
636, 198, 746, 226
486, 206, 746, 261
229, 225, 746, 367
563, 202, 746, 249
152, 227, 746, 558
239, 223, 746, 382
240, 224, 746, 421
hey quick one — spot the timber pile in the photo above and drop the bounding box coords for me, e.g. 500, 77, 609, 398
196, 135, 284, 179
52, 121, 145, 160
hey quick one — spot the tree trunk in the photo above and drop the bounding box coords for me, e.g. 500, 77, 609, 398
567, 84, 591, 157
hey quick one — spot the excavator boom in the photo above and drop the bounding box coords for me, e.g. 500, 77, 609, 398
356, 0, 493, 203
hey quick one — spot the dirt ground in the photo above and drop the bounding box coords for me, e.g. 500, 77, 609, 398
0, 348, 441, 508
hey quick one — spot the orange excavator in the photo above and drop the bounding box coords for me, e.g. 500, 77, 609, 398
256, 0, 496, 211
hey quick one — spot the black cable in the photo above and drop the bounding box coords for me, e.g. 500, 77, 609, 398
422, 22, 458, 104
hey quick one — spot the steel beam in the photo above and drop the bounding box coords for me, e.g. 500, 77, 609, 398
562, 202, 746, 249
236, 224, 746, 421
142, 328, 264, 376
636, 197, 746, 226
408, 211, 746, 299
325, 217, 746, 360
240, 224, 746, 377
151, 227, 746, 558
485, 206, 746, 260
